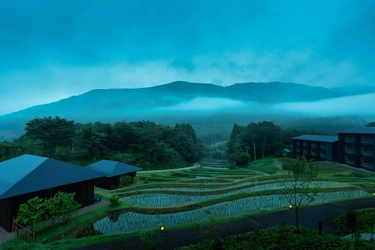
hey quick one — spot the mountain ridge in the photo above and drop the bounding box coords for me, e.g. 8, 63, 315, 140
0, 81, 374, 141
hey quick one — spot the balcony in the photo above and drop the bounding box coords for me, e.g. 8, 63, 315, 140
345, 160, 355, 165
345, 148, 355, 154
361, 138, 374, 144
361, 150, 374, 157
345, 137, 355, 143
362, 163, 375, 170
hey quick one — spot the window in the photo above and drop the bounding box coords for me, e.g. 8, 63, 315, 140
364, 157, 374, 164
364, 134, 373, 139
363, 145, 374, 151
347, 155, 355, 160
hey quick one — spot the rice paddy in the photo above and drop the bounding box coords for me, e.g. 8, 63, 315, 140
85, 158, 375, 236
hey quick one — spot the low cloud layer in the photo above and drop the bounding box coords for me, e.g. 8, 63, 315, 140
156, 97, 250, 112
271, 93, 375, 119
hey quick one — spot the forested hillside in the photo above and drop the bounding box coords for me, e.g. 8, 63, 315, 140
227, 121, 304, 166
1, 81, 373, 141
0, 116, 206, 169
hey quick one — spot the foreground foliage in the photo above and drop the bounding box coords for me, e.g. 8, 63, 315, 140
334, 208, 375, 237
178, 224, 375, 250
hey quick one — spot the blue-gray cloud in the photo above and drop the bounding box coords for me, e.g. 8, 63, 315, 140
0, 0, 374, 115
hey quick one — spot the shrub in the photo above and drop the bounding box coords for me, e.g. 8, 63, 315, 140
120, 175, 133, 187
144, 178, 149, 184
133, 175, 139, 185
139, 231, 162, 250
109, 196, 120, 207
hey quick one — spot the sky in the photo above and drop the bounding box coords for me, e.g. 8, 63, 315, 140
0, 0, 374, 115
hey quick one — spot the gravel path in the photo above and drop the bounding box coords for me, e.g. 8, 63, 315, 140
0, 226, 16, 246
0, 200, 109, 246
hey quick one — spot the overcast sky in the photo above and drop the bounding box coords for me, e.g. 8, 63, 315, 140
0, 0, 374, 115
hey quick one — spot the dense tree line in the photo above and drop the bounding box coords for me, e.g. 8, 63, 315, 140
227, 121, 304, 166
0, 116, 207, 169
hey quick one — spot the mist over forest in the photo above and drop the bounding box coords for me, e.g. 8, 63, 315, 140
0, 81, 373, 144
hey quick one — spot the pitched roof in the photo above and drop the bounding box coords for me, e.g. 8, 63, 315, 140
0, 154, 103, 200
86, 160, 142, 177
292, 135, 338, 143
338, 127, 375, 134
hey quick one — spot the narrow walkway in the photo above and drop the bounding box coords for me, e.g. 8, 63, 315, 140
138, 164, 200, 174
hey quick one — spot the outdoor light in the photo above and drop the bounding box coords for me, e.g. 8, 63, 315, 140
159, 224, 165, 231
288, 205, 293, 209
373, 193, 375, 196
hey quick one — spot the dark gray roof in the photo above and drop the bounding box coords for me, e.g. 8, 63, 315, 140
293, 135, 338, 143
86, 160, 142, 177
0, 154, 103, 200
339, 127, 375, 134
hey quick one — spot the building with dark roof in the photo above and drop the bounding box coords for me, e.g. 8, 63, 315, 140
0, 154, 103, 232
86, 160, 142, 190
338, 127, 375, 171
293, 135, 338, 161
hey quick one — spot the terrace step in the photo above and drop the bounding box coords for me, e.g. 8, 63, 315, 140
342, 233, 375, 241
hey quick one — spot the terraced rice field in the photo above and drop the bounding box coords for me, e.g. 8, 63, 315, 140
85, 159, 375, 236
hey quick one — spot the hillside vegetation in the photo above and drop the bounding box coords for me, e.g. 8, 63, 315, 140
0, 81, 371, 141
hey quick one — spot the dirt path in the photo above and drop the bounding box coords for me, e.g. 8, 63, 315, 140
138, 165, 200, 174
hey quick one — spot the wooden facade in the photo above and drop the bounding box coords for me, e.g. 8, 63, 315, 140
338, 131, 375, 171
94, 172, 137, 190
86, 160, 142, 190
293, 135, 338, 161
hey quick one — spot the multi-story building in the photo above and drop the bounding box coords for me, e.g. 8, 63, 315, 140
338, 127, 375, 171
292, 135, 338, 161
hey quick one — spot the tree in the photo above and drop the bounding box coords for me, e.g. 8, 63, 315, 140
15, 196, 45, 230
25, 116, 75, 157
366, 122, 375, 127
74, 124, 107, 158
282, 155, 320, 232
256, 121, 283, 158
228, 123, 251, 166
16, 192, 80, 230
48, 191, 81, 225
